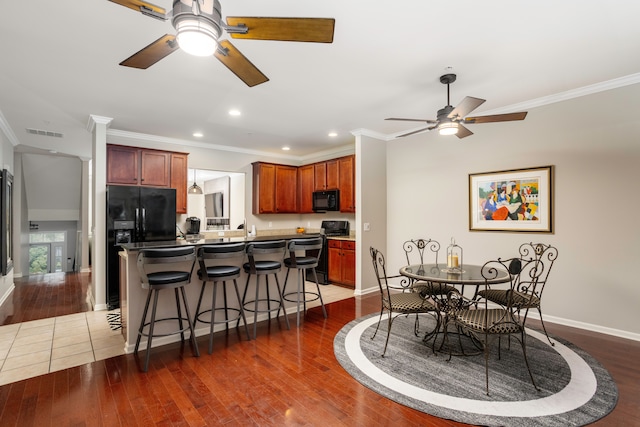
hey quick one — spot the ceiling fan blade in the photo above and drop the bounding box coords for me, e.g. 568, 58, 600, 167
385, 117, 438, 124
215, 40, 269, 87
464, 112, 528, 124
397, 126, 436, 138
108, 0, 166, 15
119, 34, 178, 69
448, 96, 486, 120
456, 124, 474, 139
226, 17, 335, 43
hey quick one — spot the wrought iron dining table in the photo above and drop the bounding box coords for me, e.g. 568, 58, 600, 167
399, 263, 511, 352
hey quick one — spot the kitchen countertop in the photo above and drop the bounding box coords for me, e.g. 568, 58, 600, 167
120, 233, 327, 251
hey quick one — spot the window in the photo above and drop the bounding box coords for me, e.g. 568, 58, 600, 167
29, 231, 67, 274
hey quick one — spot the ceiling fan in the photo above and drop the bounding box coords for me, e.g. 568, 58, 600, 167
386, 73, 527, 138
108, 0, 335, 87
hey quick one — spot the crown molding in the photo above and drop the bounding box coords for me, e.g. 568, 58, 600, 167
0, 110, 20, 146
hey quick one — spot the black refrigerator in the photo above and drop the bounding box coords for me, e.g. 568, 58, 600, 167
106, 185, 177, 310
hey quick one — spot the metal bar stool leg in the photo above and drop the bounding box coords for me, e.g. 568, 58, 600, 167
233, 278, 251, 341
144, 289, 160, 372
180, 285, 200, 357
209, 281, 218, 354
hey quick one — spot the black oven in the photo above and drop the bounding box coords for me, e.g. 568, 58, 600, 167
309, 220, 350, 284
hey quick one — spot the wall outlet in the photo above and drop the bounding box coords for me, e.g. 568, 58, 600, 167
217, 231, 225, 236
307, 221, 311, 227
363, 222, 371, 231
268, 221, 272, 228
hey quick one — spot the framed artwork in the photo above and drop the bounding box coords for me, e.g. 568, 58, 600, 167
1, 169, 13, 275
469, 166, 553, 233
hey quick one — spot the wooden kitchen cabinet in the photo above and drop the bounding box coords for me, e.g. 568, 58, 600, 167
298, 164, 314, 213
106, 145, 139, 185
107, 144, 188, 213
252, 162, 298, 214
338, 155, 355, 213
107, 145, 170, 187
313, 159, 339, 190
170, 153, 188, 214
328, 239, 356, 288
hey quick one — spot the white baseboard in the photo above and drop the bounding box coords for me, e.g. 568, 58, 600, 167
533, 312, 640, 342
0, 283, 15, 308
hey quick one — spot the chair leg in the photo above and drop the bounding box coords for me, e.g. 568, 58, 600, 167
371, 307, 385, 340
382, 312, 394, 357
296, 268, 302, 327
209, 281, 218, 354
174, 288, 185, 342
179, 285, 200, 358
193, 281, 207, 329
222, 282, 230, 332
537, 306, 555, 346
232, 278, 251, 341
135, 288, 153, 354
310, 268, 327, 319
274, 274, 290, 330
518, 331, 540, 391
143, 289, 160, 373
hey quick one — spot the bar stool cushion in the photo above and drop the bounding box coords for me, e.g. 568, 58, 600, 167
198, 265, 241, 279
284, 256, 317, 267
146, 271, 191, 286
243, 260, 281, 272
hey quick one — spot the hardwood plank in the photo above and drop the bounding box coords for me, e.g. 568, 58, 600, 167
0, 272, 638, 426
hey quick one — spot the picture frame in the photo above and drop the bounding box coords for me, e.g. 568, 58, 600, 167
469, 165, 553, 233
1, 169, 13, 275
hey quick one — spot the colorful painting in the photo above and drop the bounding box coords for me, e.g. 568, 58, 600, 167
469, 166, 553, 232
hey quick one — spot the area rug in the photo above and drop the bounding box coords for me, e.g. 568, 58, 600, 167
334, 313, 618, 427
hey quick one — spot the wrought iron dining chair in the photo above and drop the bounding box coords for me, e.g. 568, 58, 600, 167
370, 246, 439, 357
448, 255, 544, 395
476, 242, 558, 345
402, 238, 457, 297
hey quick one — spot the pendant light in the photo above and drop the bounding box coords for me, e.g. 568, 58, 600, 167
188, 169, 203, 194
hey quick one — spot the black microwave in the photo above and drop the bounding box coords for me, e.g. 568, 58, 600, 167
313, 190, 340, 211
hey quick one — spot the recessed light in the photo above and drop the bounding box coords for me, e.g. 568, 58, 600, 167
193, 132, 203, 137
229, 109, 241, 116
282, 146, 290, 151
328, 132, 338, 137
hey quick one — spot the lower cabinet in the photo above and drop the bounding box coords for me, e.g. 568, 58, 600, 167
328, 239, 356, 288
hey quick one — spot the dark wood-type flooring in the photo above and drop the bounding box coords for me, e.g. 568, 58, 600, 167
1, 272, 92, 325
0, 273, 638, 426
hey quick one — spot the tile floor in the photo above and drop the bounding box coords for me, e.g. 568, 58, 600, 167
0, 284, 354, 387
0, 310, 125, 386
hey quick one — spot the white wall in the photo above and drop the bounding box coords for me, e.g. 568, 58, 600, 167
382, 83, 640, 339
0, 130, 14, 321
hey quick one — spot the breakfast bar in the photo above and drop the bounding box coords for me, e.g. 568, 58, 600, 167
118, 234, 323, 353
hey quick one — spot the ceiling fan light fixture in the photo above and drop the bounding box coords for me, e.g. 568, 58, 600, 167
175, 15, 219, 57
438, 121, 459, 136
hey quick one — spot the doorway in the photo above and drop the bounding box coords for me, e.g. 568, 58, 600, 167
29, 231, 67, 274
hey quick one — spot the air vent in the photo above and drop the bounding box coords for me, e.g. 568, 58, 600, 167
26, 128, 64, 138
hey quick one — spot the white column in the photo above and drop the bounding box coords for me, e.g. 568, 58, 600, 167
80, 158, 91, 273
87, 115, 112, 310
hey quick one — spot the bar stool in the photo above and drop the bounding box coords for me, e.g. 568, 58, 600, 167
193, 242, 251, 354
134, 246, 200, 372
241, 240, 290, 339
281, 237, 327, 326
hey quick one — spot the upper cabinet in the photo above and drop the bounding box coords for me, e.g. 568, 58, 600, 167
170, 153, 188, 214
314, 159, 339, 191
252, 162, 298, 214
107, 144, 188, 213
252, 155, 355, 214
338, 155, 355, 213
298, 164, 314, 213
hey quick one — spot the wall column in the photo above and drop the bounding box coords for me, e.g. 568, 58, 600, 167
87, 115, 112, 310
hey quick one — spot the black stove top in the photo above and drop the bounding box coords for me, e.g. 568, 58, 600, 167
321, 220, 350, 237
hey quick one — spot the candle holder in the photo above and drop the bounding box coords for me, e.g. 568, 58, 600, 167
445, 238, 463, 273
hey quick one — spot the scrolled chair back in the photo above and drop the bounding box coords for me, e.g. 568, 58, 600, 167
481, 256, 546, 314
517, 242, 558, 295
402, 238, 440, 266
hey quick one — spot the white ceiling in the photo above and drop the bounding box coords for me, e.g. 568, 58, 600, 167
1, 0, 640, 160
